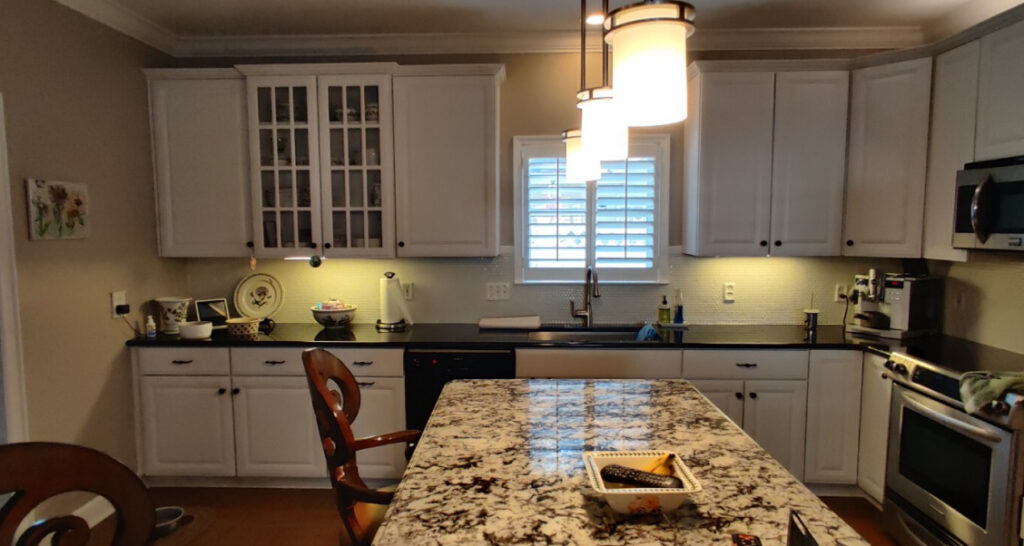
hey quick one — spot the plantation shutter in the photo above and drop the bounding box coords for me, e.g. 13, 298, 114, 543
525, 157, 588, 268
594, 157, 657, 269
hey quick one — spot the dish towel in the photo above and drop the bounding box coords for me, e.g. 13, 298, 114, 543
959, 371, 1024, 414
636, 324, 659, 341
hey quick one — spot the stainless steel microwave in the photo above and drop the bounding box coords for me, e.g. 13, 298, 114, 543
954, 156, 1024, 251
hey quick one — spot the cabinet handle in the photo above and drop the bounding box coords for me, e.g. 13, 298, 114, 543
882, 373, 889, 380
217, 388, 227, 395
734, 392, 743, 399
735, 362, 757, 368
774, 240, 782, 247
264, 360, 286, 365
398, 241, 405, 248
231, 388, 240, 395
324, 242, 332, 249
246, 241, 254, 249
352, 361, 374, 367
171, 359, 193, 365
846, 240, 854, 246
356, 381, 375, 388
749, 392, 758, 399
759, 240, 768, 247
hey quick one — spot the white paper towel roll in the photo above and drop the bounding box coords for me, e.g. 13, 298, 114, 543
379, 272, 413, 325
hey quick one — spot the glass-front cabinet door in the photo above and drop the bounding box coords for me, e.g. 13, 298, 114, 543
247, 76, 322, 258
317, 75, 395, 257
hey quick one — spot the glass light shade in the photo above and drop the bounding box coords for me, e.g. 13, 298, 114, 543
562, 129, 601, 183
605, 2, 694, 127
577, 88, 629, 161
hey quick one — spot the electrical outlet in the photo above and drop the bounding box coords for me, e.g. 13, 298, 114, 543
834, 284, 849, 302
111, 290, 127, 318
402, 282, 414, 301
486, 282, 510, 301
722, 282, 735, 303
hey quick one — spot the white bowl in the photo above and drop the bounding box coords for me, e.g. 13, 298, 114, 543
178, 321, 212, 340
311, 305, 357, 328
583, 451, 701, 514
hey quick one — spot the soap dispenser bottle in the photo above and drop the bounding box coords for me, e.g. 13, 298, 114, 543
658, 295, 672, 324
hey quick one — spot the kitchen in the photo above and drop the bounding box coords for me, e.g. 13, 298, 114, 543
2, 0, 1024, 544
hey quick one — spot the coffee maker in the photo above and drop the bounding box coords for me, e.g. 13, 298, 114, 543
847, 269, 941, 339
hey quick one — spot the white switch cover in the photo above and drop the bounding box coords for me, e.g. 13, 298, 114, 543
486, 282, 510, 301
111, 290, 127, 318
723, 282, 736, 303
402, 283, 414, 301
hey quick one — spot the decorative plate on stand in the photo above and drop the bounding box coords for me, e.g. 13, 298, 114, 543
233, 273, 284, 319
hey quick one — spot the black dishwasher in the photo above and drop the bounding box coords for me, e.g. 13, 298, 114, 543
403, 349, 515, 430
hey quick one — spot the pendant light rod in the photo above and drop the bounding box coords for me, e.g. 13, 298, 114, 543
579, 0, 587, 91
602, 0, 609, 87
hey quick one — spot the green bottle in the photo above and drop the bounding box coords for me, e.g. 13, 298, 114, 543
658, 295, 672, 324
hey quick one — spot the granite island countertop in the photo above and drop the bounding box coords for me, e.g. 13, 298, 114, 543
373, 379, 867, 545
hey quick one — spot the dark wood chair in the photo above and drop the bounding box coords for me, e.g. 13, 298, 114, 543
301, 348, 421, 546
0, 441, 155, 546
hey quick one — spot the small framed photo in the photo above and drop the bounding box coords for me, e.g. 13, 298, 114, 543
26, 179, 89, 240
195, 298, 230, 329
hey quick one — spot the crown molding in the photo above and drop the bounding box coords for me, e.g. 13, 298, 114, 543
53, 0, 177, 53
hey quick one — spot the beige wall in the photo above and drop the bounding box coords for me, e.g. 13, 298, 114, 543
0, 0, 186, 465
932, 254, 1024, 354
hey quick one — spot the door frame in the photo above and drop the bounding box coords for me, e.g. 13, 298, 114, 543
0, 93, 29, 442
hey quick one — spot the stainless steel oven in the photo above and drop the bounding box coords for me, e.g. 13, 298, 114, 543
884, 382, 1024, 546
954, 156, 1024, 251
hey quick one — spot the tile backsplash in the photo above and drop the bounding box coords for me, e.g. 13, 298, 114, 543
184, 249, 898, 326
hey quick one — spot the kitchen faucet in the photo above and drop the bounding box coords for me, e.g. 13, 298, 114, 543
570, 266, 601, 327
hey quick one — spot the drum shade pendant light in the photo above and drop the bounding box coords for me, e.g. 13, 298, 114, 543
604, 1, 695, 127
563, 129, 601, 183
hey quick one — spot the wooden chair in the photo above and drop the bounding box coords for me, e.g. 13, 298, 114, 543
0, 442, 155, 546
301, 348, 421, 546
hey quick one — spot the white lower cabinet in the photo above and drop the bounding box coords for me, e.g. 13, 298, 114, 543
858, 352, 893, 503
140, 375, 236, 477
743, 380, 807, 480
232, 376, 324, 478
687, 379, 745, 425
804, 350, 862, 484
350, 377, 407, 479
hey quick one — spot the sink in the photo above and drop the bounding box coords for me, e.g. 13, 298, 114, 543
527, 327, 647, 343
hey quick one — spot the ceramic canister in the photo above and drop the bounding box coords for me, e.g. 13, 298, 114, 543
155, 297, 191, 334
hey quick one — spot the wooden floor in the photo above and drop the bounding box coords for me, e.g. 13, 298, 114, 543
98, 488, 896, 545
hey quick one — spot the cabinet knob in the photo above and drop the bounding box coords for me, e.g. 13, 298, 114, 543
398, 241, 405, 248
734, 392, 743, 399
774, 240, 781, 247
246, 241, 254, 249
217, 388, 227, 395
749, 392, 757, 399
231, 388, 240, 395
324, 242, 332, 249
759, 240, 768, 247
308, 242, 318, 249
846, 240, 854, 246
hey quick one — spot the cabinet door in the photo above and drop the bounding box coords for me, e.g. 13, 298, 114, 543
319, 75, 395, 258
924, 42, 977, 262
976, 19, 1024, 161
394, 75, 499, 257
743, 380, 807, 480
685, 72, 775, 256
770, 71, 848, 256
247, 76, 322, 258
688, 379, 745, 425
232, 376, 325, 478
351, 377, 407, 479
140, 376, 235, 476
150, 75, 251, 257
858, 352, 893, 503
804, 351, 861, 484
843, 58, 931, 258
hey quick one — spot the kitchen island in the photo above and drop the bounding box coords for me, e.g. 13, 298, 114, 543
374, 379, 867, 545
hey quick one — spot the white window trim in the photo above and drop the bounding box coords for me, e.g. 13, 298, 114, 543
512, 134, 670, 284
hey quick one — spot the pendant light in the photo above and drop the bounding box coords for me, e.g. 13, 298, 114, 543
562, 129, 601, 183
604, 1, 695, 127
577, 0, 629, 161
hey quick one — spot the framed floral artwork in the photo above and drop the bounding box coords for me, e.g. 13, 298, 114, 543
26, 179, 89, 240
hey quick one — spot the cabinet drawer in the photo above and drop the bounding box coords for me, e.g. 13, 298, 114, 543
324, 348, 403, 377
138, 348, 230, 376
683, 350, 808, 380
231, 347, 305, 376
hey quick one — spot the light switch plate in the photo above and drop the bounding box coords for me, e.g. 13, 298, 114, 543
723, 282, 735, 303
402, 283, 414, 301
486, 282, 510, 301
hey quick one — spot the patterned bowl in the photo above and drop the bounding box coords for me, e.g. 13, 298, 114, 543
311, 305, 357, 329
583, 451, 701, 514
225, 317, 260, 337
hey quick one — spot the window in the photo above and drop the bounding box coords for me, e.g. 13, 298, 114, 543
513, 135, 669, 283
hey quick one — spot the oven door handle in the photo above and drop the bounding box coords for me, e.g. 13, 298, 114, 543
905, 397, 1004, 444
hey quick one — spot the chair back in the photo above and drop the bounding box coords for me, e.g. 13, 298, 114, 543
301, 348, 373, 543
0, 442, 155, 546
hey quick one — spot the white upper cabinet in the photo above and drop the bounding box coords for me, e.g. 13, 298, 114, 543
976, 19, 1024, 161
924, 42, 979, 262
843, 57, 932, 258
393, 68, 502, 257
770, 71, 849, 256
684, 70, 775, 256
147, 70, 251, 257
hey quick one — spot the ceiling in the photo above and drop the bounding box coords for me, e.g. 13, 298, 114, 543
56, 0, 1022, 57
